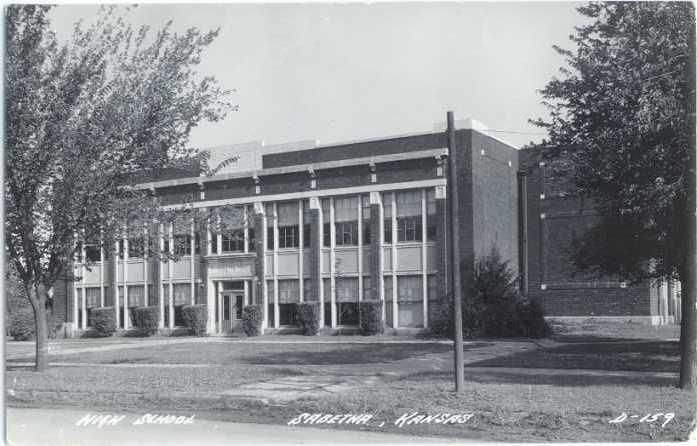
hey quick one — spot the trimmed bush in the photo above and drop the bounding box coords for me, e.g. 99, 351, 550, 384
516, 298, 550, 338
182, 304, 208, 336
359, 300, 384, 335
242, 305, 262, 337
92, 307, 117, 337
429, 300, 454, 338
10, 310, 35, 341
133, 306, 160, 336
296, 302, 321, 335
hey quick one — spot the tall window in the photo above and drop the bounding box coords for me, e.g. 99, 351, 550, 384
322, 199, 331, 247
128, 236, 144, 258
426, 189, 437, 241
334, 196, 358, 246
396, 190, 422, 242
361, 194, 371, 244
266, 203, 275, 250
277, 202, 300, 249
248, 227, 256, 251
302, 200, 312, 248
382, 192, 393, 244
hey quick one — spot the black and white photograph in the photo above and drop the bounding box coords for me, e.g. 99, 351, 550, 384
3, 1, 697, 444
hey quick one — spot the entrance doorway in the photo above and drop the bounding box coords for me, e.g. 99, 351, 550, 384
218, 291, 245, 333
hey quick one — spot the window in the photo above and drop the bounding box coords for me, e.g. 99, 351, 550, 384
336, 277, 359, 302
302, 200, 312, 249
321, 199, 331, 247
397, 275, 422, 301
426, 189, 437, 241
397, 216, 422, 242
210, 234, 218, 254
396, 190, 422, 243
267, 227, 274, 250
383, 220, 392, 243
361, 194, 371, 244
174, 234, 201, 255
277, 202, 300, 249
173, 283, 191, 306
248, 228, 255, 251
303, 224, 311, 248
128, 237, 144, 258
279, 225, 299, 248
323, 223, 331, 247
222, 230, 244, 252
383, 192, 393, 244
334, 196, 359, 246
335, 221, 358, 246
85, 245, 101, 262
278, 280, 300, 303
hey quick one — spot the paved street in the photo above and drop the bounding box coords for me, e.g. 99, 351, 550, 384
7, 407, 456, 445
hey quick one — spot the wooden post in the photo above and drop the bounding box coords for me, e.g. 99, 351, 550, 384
447, 111, 465, 393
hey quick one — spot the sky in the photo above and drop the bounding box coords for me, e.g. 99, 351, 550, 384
49, 2, 586, 150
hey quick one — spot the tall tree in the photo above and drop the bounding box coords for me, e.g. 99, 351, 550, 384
5, 5, 233, 371
532, 2, 696, 389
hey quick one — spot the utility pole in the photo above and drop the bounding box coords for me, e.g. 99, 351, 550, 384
446, 111, 465, 392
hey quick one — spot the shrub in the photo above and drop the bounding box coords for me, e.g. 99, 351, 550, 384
181, 305, 208, 336
516, 298, 550, 338
470, 245, 550, 338
296, 302, 320, 335
91, 307, 117, 337
429, 300, 453, 338
10, 310, 35, 341
133, 306, 160, 336
359, 300, 384, 335
242, 305, 262, 337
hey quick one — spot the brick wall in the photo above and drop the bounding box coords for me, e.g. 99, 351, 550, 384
520, 147, 654, 317
262, 132, 447, 168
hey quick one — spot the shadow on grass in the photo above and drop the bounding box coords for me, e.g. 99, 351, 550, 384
239, 343, 486, 365
399, 369, 677, 387
466, 340, 679, 373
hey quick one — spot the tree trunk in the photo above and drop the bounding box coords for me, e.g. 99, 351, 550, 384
28, 284, 50, 372
680, 14, 697, 391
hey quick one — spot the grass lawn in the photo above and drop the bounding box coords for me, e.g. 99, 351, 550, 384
8, 365, 695, 442
469, 340, 680, 373
7, 336, 696, 442
27, 341, 455, 366
550, 319, 680, 342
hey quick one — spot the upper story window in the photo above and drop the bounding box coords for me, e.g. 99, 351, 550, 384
175, 233, 201, 255
222, 230, 244, 252
277, 202, 299, 249
382, 192, 393, 244
128, 237, 144, 258
322, 198, 331, 248
426, 188, 436, 241
85, 244, 101, 262
334, 196, 358, 247
396, 190, 422, 243
361, 194, 371, 244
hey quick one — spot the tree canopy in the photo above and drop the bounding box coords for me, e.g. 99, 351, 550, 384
5, 5, 234, 369
531, 1, 694, 282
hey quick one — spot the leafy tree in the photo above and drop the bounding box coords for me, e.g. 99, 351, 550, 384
5, 5, 234, 370
532, 2, 696, 389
